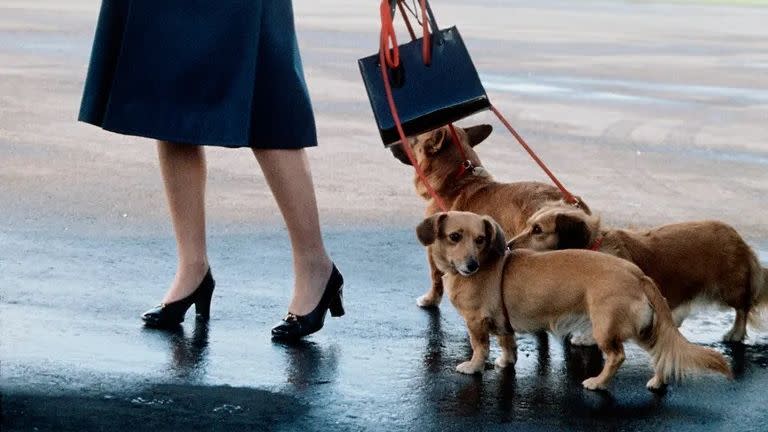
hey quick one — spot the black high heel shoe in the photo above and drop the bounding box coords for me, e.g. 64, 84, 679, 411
271, 264, 344, 340
142, 269, 215, 328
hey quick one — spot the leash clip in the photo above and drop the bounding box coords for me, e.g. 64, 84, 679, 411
456, 159, 475, 178
569, 197, 583, 209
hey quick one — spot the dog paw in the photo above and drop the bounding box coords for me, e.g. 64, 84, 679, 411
570, 333, 597, 346
646, 376, 666, 391
582, 377, 606, 391
456, 361, 483, 375
416, 294, 441, 308
723, 328, 746, 343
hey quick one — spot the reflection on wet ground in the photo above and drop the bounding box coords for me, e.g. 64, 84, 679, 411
3, 228, 768, 430
277, 339, 340, 390
143, 321, 211, 381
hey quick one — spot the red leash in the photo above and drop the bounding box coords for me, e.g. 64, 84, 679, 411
448, 124, 475, 179
396, 0, 417, 40
489, 105, 578, 205
380, 0, 579, 211
380, 0, 448, 211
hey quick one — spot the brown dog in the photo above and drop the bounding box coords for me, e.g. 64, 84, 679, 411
417, 211, 732, 391
508, 202, 768, 342
391, 125, 586, 307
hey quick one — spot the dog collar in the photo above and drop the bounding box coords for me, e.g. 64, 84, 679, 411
448, 124, 478, 180
589, 236, 604, 251
455, 160, 475, 178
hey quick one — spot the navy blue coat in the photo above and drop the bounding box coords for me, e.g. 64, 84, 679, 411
79, 0, 316, 148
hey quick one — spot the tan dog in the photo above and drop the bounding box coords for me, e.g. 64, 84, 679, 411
417, 211, 732, 391
391, 125, 586, 308
508, 202, 768, 342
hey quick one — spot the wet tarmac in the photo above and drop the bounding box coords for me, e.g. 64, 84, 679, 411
2, 227, 768, 431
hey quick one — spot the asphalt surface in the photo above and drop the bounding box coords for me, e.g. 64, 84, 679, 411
3, 228, 768, 431
2, 0, 768, 431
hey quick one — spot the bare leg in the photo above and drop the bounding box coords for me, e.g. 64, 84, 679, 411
157, 141, 210, 303
253, 148, 333, 316
495, 333, 517, 368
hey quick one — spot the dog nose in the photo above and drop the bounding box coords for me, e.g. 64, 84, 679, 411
466, 259, 479, 273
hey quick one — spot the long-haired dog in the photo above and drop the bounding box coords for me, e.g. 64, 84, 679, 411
418, 211, 732, 391
508, 202, 768, 342
391, 125, 588, 307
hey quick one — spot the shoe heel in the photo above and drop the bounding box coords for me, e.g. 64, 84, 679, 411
329, 287, 345, 318
195, 281, 215, 320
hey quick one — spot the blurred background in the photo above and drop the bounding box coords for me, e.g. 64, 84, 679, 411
1, 0, 766, 236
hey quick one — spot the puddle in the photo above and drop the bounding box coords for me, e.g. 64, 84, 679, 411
481, 73, 768, 107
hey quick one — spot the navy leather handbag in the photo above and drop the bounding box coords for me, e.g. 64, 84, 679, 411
358, 0, 490, 146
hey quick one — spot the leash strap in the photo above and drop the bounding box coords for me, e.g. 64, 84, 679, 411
379, 56, 449, 211
396, 0, 417, 40
381, 0, 432, 69
419, 0, 431, 65
448, 124, 467, 161
448, 124, 475, 178
380, 2, 400, 68
489, 105, 578, 205
379, 1, 448, 211
379, 0, 579, 212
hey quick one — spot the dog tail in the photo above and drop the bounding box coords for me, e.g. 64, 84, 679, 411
638, 276, 732, 383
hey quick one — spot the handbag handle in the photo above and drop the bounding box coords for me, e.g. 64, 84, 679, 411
380, 0, 439, 69
388, 0, 440, 36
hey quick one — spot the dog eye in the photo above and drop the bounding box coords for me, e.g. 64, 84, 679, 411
532, 225, 543, 235
449, 232, 462, 242
475, 236, 485, 245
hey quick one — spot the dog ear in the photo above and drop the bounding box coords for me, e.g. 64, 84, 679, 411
389, 143, 413, 166
464, 124, 493, 148
425, 128, 447, 155
483, 217, 507, 258
555, 213, 591, 249
416, 213, 447, 246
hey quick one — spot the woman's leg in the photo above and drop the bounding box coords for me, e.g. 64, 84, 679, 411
157, 141, 210, 303
253, 148, 333, 316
